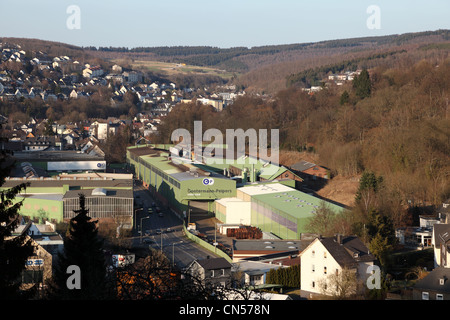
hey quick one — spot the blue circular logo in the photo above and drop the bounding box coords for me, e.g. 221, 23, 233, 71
202, 178, 214, 186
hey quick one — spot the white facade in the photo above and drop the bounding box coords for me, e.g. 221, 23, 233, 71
47, 160, 106, 171
215, 197, 251, 225
300, 239, 343, 297
300, 237, 375, 299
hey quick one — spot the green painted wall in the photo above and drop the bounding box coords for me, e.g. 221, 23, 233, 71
15, 196, 63, 222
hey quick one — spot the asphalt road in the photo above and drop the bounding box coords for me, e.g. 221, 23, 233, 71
132, 180, 221, 269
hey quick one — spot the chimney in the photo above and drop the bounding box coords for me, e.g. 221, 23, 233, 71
336, 234, 343, 244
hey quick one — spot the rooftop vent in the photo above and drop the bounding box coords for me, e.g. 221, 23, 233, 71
92, 187, 107, 196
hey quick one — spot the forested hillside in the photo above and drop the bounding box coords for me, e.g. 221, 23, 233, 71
152, 55, 450, 221
86, 30, 449, 93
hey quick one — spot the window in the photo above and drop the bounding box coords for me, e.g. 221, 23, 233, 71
324, 266, 327, 275
311, 281, 315, 288
324, 251, 327, 259
22, 270, 43, 284
311, 250, 315, 257
312, 264, 315, 272
422, 292, 429, 300
436, 294, 444, 300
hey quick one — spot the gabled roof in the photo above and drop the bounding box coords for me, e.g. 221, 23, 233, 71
290, 160, 317, 172
414, 267, 450, 293
433, 224, 450, 249
195, 257, 232, 270
315, 235, 376, 267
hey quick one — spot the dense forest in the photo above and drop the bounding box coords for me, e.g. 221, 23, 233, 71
152, 55, 450, 222
86, 30, 449, 73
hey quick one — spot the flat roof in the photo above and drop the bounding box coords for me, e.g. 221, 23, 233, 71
63, 188, 133, 199
252, 189, 344, 219
13, 150, 104, 161
17, 193, 63, 201
233, 239, 306, 252
215, 197, 247, 206
3, 176, 133, 189
136, 149, 231, 182
238, 183, 295, 196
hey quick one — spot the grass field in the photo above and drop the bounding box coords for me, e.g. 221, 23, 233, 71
113, 59, 237, 80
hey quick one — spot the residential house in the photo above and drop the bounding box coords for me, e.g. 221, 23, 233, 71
186, 257, 233, 288
90, 121, 109, 140
432, 223, 450, 268
413, 266, 450, 300
123, 71, 143, 84
9, 223, 55, 291
411, 200, 450, 300
290, 160, 329, 180
299, 234, 376, 299
13, 221, 64, 262
82, 65, 104, 79
437, 199, 450, 223
234, 260, 287, 288
24, 137, 52, 151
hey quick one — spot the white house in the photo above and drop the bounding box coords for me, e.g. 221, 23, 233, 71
299, 234, 376, 299
432, 224, 450, 268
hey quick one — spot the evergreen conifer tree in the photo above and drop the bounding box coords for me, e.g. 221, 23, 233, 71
52, 194, 109, 299
353, 69, 372, 99
0, 129, 35, 299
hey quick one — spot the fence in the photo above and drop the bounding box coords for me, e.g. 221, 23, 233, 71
182, 223, 232, 263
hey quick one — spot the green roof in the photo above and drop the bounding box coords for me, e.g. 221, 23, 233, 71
252, 190, 344, 219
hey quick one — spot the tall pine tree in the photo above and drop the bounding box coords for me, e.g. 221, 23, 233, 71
353, 69, 372, 99
51, 194, 109, 299
0, 120, 35, 299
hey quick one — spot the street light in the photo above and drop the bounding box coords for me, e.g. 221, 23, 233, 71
140, 216, 150, 243
172, 240, 183, 267
134, 207, 143, 230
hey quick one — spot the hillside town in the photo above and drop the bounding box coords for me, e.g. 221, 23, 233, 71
0, 42, 243, 112
1, 36, 449, 304
0, 41, 247, 158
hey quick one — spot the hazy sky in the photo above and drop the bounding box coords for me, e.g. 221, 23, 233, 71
0, 0, 449, 48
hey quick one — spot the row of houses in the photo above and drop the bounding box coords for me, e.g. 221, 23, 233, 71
188, 199, 450, 300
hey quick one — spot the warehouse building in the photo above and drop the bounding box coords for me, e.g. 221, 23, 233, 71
127, 144, 344, 240
215, 183, 345, 240
63, 187, 133, 221
12, 150, 106, 175
127, 145, 236, 217
3, 173, 134, 227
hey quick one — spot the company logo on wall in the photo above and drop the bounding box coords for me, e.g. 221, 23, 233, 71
202, 178, 214, 186
97, 162, 106, 168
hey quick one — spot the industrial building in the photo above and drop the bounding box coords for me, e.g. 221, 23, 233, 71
216, 183, 345, 240
3, 173, 134, 227
127, 144, 345, 240
12, 150, 106, 174
127, 145, 237, 217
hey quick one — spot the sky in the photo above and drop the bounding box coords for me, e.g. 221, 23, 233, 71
0, 0, 449, 48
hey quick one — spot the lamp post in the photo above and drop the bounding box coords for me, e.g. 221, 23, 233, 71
134, 207, 143, 230
140, 216, 150, 243
172, 240, 183, 266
